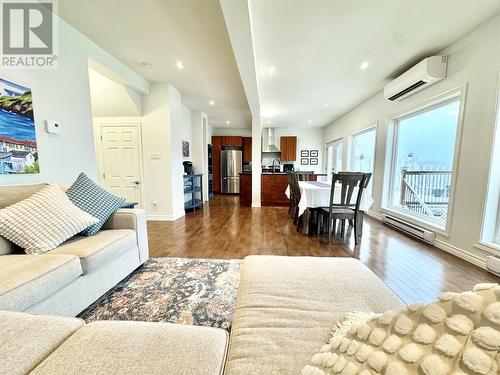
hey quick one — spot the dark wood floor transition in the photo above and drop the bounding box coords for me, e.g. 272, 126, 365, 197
148, 195, 498, 304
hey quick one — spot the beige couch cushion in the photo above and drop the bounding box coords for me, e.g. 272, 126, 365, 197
0, 311, 83, 375
0, 183, 48, 209
47, 229, 137, 274
31, 320, 229, 375
0, 254, 82, 311
225, 256, 406, 375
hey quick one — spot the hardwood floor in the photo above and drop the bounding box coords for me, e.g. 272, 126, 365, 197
148, 195, 498, 304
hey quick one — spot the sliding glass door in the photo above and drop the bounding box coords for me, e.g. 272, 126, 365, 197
326, 138, 343, 180
350, 126, 376, 191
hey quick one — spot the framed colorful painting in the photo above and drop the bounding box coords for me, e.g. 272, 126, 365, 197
0, 77, 39, 174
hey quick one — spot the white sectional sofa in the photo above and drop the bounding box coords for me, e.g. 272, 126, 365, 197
0, 255, 405, 375
0, 184, 149, 316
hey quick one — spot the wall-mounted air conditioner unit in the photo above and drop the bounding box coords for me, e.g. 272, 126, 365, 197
384, 56, 448, 101
382, 214, 436, 244
486, 256, 500, 277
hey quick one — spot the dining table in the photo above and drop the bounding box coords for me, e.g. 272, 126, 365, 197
285, 181, 374, 235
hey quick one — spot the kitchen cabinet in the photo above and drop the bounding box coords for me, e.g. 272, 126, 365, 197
212, 136, 222, 193
222, 136, 242, 147
242, 137, 252, 162
280, 136, 297, 161
239, 172, 290, 207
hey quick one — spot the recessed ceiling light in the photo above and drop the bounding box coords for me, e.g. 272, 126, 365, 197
360, 61, 369, 70
176, 60, 184, 69
308, 120, 312, 124
323, 103, 328, 107
268, 66, 276, 76
226, 120, 230, 125
209, 100, 215, 106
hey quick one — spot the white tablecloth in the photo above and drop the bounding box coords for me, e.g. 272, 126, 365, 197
285, 181, 374, 217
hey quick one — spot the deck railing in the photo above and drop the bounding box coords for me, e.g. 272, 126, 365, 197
400, 170, 452, 221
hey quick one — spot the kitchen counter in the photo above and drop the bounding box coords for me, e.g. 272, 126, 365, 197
239, 173, 290, 207
240, 171, 288, 175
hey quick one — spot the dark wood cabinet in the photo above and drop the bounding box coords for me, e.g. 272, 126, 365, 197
212, 136, 222, 193
222, 136, 242, 147
242, 137, 252, 162
280, 136, 297, 161
239, 173, 252, 206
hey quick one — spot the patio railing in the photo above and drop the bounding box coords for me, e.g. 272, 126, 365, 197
400, 170, 452, 221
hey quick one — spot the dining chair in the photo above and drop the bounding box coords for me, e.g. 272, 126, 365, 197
337, 172, 372, 227
287, 172, 301, 224
317, 172, 367, 244
298, 171, 315, 181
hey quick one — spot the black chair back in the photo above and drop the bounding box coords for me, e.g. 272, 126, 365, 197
338, 172, 372, 189
329, 172, 366, 213
288, 172, 301, 201
298, 171, 315, 181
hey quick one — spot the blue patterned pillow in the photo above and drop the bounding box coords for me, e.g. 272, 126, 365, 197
66, 173, 126, 236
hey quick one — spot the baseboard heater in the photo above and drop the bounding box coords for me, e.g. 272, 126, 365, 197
486, 256, 500, 277
382, 215, 436, 244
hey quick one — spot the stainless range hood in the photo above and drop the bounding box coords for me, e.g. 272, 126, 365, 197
262, 128, 280, 153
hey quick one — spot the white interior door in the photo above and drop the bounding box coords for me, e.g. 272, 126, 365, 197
326, 138, 343, 179
100, 125, 143, 207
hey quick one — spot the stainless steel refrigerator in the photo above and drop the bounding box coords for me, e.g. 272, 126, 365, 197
221, 150, 242, 194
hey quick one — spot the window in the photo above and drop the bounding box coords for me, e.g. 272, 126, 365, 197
386, 92, 463, 230
481, 79, 500, 249
326, 138, 343, 179
350, 126, 376, 191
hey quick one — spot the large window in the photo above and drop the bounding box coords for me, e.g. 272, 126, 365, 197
350, 126, 376, 191
386, 92, 462, 230
481, 79, 500, 249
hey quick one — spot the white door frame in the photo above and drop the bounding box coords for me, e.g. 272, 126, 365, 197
93, 116, 145, 208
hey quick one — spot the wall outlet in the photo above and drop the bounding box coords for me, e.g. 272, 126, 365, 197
46, 120, 61, 134
151, 153, 162, 160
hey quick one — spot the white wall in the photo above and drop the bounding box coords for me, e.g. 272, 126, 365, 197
211, 127, 251, 136
142, 83, 184, 221
191, 111, 210, 201
181, 105, 193, 162
0, 16, 148, 186
275, 127, 324, 174
323, 13, 500, 267
88, 68, 142, 117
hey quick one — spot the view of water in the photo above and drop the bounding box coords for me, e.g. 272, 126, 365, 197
0, 109, 36, 142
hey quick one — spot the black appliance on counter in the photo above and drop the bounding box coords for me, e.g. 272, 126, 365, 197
183, 161, 193, 175
283, 164, 295, 172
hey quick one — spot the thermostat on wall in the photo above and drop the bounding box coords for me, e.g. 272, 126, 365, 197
46, 120, 61, 134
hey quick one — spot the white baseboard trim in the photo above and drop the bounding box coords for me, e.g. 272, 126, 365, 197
368, 209, 487, 269
434, 239, 486, 269
366, 210, 383, 221
147, 212, 185, 221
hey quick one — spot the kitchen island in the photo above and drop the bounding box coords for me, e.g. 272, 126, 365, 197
240, 172, 290, 207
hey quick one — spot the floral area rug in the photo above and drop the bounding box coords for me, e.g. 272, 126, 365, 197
78, 257, 242, 331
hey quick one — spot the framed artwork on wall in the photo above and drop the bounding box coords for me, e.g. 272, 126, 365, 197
310, 158, 318, 165
310, 150, 318, 157
0, 77, 39, 174
182, 140, 190, 157
300, 158, 309, 165
300, 150, 309, 157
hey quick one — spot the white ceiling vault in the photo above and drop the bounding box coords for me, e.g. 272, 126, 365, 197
58, 0, 251, 128
59, 0, 500, 129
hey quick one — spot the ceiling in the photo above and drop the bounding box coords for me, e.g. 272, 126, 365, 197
249, 0, 500, 128
58, 0, 251, 128
59, 0, 500, 130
